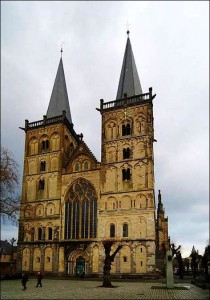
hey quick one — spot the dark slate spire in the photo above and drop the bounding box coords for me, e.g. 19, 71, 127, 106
46, 55, 72, 123
116, 31, 142, 99
158, 190, 164, 212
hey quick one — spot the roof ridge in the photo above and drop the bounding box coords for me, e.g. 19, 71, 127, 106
80, 140, 99, 163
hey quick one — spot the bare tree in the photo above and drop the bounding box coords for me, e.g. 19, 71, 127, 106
170, 243, 181, 258
101, 240, 123, 288
0, 147, 20, 222
170, 243, 183, 279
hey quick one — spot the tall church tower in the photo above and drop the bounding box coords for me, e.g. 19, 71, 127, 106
98, 31, 157, 273
17, 55, 82, 273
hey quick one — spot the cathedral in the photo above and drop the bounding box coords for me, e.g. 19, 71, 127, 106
17, 32, 169, 277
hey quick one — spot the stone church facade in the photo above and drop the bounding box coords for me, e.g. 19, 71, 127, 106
17, 33, 169, 276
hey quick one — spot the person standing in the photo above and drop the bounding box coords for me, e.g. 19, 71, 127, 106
36, 271, 43, 287
21, 274, 28, 290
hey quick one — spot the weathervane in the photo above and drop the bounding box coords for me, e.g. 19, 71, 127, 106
126, 21, 131, 36
60, 41, 65, 57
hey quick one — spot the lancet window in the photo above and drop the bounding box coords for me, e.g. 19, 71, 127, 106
48, 227, 53, 240
123, 223, 128, 237
40, 161, 46, 172
110, 224, 115, 238
122, 168, 131, 181
38, 227, 42, 240
123, 148, 131, 159
41, 140, 49, 152
39, 179, 45, 190
122, 123, 131, 136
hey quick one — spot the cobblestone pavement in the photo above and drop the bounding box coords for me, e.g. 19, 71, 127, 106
1, 278, 209, 300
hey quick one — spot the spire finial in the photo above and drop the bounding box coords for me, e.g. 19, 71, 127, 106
60, 41, 65, 58
126, 21, 131, 37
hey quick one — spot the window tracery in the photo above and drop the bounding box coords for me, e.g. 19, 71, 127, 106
65, 178, 97, 239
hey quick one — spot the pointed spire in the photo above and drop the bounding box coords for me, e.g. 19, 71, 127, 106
192, 245, 196, 253
158, 190, 162, 203
46, 56, 72, 123
157, 190, 164, 212
116, 32, 142, 99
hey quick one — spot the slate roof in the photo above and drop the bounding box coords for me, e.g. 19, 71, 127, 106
116, 36, 142, 99
46, 58, 72, 123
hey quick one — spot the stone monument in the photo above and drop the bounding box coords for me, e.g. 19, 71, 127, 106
166, 250, 174, 288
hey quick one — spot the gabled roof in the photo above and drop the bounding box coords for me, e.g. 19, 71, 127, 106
46, 57, 72, 123
116, 33, 142, 99
65, 140, 99, 173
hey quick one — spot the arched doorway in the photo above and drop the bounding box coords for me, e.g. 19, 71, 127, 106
67, 249, 90, 276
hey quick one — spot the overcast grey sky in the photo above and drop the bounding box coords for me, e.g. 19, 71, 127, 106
1, 1, 209, 257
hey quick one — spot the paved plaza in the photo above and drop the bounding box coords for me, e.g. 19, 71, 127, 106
0, 278, 209, 300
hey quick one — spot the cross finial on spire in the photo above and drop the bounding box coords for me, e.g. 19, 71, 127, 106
60, 41, 65, 57
126, 21, 131, 37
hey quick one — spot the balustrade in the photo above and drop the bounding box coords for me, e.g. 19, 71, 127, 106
102, 93, 150, 110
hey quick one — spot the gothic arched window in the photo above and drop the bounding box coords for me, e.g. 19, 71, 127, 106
40, 161, 46, 172
110, 224, 115, 238
123, 148, 130, 159
48, 227, 53, 240
38, 227, 42, 240
126, 123, 131, 135
41, 140, 49, 152
123, 223, 128, 237
65, 178, 97, 239
122, 168, 131, 181
39, 179, 45, 190
75, 163, 79, 172
122, 123, 131, 136
83, 161, 89, 170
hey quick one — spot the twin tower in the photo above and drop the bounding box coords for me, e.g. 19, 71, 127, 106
17, 33, 169, 276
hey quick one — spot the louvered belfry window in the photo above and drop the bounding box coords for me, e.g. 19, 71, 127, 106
122, 168, 131, 181
122, 123, 131, 136
39, 179, 45, 190
65, 178, 97, 239
123, 148, 130, 159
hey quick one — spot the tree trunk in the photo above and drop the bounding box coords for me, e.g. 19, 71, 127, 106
102, 262, 113, 288
100, 241, 122, 288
